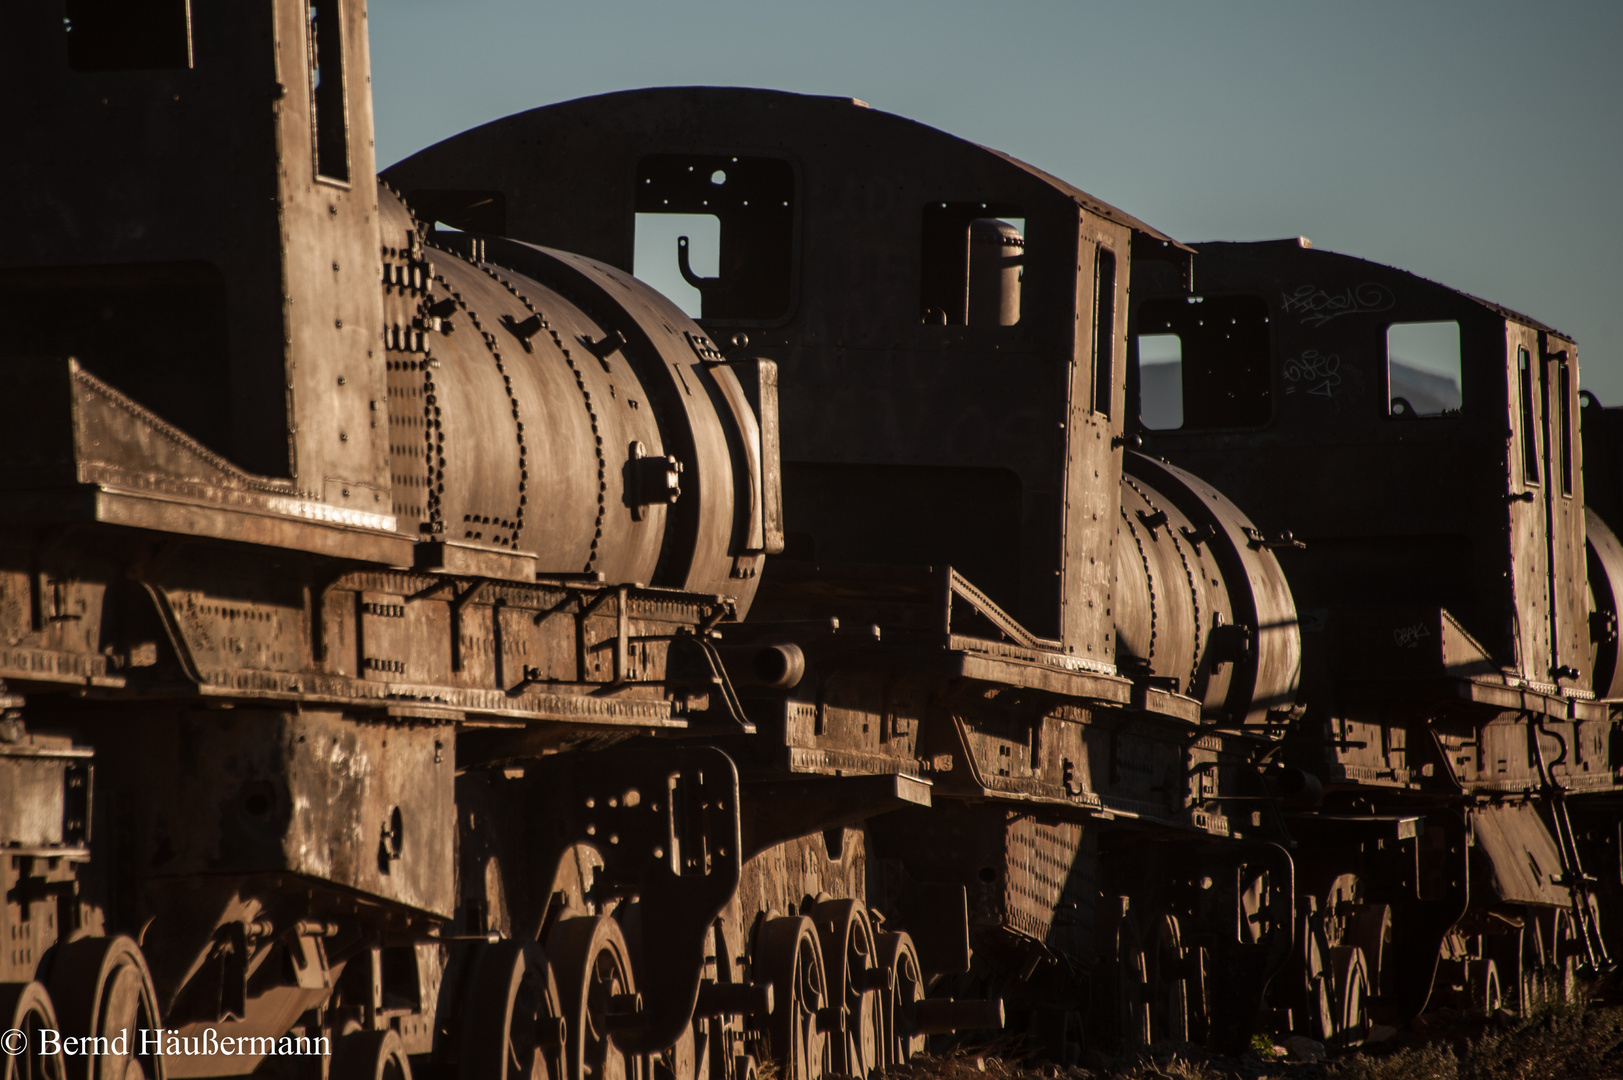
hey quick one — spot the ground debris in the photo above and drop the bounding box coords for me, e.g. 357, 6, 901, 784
883, 1042, 1324, 1080
883, 996, 1623, 1080
1329, 994, 1623, 1080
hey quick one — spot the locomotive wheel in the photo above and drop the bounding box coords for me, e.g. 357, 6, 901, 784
1114, 906, 1151, 1049
331, 1030, 413, 1080
45, 936, 164, 1080
0, 982, 65, 1080
755, 916, 828, 1080
460, 940, 566, 1080
693, 922, 745, 1080
1300, 913, 1335, 1042
1145, 914, 1189, 1043
549, 916, 641, 1080
1482, 924, 1529, 1017
1345, 903, 1391, 1004
1522, 919, 1545, 1014
1180, 945, 1210, 1044
1327, 946, 1370, 1049
1465, 958, 1501, 1016
1550, 910, 1581, 1000
810, 900, 881, 1080
871, 931, 924, 1068
1492, 914, 1546, 1017
1515, 908, 1580, 1008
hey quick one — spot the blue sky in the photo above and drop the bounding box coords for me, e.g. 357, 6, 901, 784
370, 0, 1623, 399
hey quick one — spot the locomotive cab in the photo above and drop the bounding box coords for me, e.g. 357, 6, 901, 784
1127, 240, 1620, 1016
1128, 238, 1607, 701
387, 87, 1166, 663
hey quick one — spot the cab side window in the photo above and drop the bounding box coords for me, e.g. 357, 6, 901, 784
919, 203, 1026, 328
1386, 321, 1461, 418
633, 155, 796, 324
1518, 346, 1541, 485
1134, 295, 1271, 430
66, 0, 193, 71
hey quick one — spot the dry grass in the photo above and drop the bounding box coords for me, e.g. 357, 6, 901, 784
1330, 992, 1623, 1080
881, 992, 1623, 1080
885, 1044, 1260, 1080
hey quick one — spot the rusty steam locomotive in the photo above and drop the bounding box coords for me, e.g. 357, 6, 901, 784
2, 4, 1619, 1079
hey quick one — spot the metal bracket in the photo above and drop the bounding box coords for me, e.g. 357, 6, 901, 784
676, 235, 718, 294
1243, 526, 1306, 551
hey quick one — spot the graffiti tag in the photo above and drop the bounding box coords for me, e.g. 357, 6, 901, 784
1392, 623, 1431, 649
1280, 282, 1396, 327
1283, 349, 1342, 398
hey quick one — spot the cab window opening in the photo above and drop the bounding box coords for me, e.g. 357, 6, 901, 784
919, 203, 1024, 327
633, 213, 719, 318
66, 0, 193, 72
309, 0, 350, 183
1092, 247, 1116, 416
1518, 346, 1541, 486
1558, 360, 1573, 496
1135, 333, 1182, 429
1386, 321, 1461, 418
633, 154, 795, 324
1133, 294, 1271, 430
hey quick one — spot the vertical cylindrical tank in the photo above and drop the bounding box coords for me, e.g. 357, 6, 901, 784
967, 218, 1023, 327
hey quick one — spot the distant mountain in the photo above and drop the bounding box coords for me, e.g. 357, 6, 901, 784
1388, 359, 1460, 415
1139, 362, 1184, 429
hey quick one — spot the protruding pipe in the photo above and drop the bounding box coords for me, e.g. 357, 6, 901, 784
913, 997, 1004, 1034
967, 218, 1023, 327
604, 991, 645, 1033
717, 643, 805, 689
815, 1004, 848, 1033
536, 1016, 567, 1048
856, 966, 892, 992
1269, 765, 1324, 809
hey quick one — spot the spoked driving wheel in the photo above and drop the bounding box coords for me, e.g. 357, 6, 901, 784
811, 900, 881, 1080
549, 917, 642, 1080
755, 915, 829, 1080
1145, 914, 1189, 1043
1300, 908, 1336, 1043
1114, 904, 1151, 1050
1550, 910, 1581, 1001
0, 982, 65, 1080
46, 936, 164, 1080
872, 931, 924, 1069
461, 940, 567, 1080
1515, 913, 1546, 1015
1326, 946, 1370, 1049
1465, 957, 1502, 1016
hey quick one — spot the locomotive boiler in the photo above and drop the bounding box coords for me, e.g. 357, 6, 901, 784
0, 3, 1618, 1080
